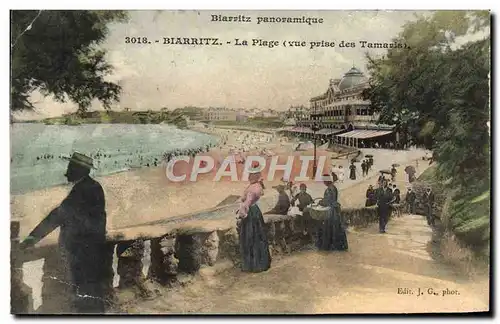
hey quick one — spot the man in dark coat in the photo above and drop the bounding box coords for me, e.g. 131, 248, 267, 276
422, 187, 435, 226
20, 152, 107, 314
361, 160, 367, 177
265, 185, 291, 215
405, 187, 416, 214
368, 157, 374, 171
376, 180, 394, 233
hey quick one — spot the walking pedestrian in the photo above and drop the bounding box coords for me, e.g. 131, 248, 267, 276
405, 187, 416, 214
376, 180, 394, 234
361, 160, 367, 177
422, 187, 435, 226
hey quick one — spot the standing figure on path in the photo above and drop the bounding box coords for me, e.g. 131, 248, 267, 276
365, 185, 377, 207
337, 165, 345, 183
361, 160, 367, 177
20, 152, 108, 314
291, 183, 314, 212
392, 184, 401, 204
368, 157, 374, 171
376, 180, 394, 234
377, 172, 385, 186
349, 162, 357, 180
316, 173, 348, 251
264, 185, 291, 215
236, 164, 271, 273
405, 187, 416, 214
422, 187, 435, 226
391, 165, 397, 182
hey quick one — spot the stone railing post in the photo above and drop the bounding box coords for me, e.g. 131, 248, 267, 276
176, 233, 202, 274
201, 231, 219, 266
149, 235, 178, 285
116, 240, 150, 298
10, 221, 33, 314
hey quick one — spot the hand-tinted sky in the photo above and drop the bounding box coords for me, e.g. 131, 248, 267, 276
18, 10, 431, 119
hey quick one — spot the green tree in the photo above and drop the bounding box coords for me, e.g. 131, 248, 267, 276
10, 10, 128, 113
365, 11, 490, 252
365, 11, 490, 186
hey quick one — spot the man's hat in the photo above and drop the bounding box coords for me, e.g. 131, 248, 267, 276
64, 152, 96, 169
272, 184, 286, 191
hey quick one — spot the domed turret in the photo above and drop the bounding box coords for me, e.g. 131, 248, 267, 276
338, 67, 367, 91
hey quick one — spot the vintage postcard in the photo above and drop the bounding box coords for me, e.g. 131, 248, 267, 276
10, 9, 491, 315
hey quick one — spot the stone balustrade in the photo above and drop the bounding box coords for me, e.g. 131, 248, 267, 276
11, 201, 404, 314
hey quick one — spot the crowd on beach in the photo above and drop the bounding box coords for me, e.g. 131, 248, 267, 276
20, 128, 282, 171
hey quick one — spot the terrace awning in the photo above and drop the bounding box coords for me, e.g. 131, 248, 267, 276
336, 129, 393, 139
291, 127, 313, 133
316, 128, 344, 136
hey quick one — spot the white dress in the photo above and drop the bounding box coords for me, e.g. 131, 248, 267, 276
338, 169, 345, 182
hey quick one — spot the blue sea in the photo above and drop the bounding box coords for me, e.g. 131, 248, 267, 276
10, 123, 218, 194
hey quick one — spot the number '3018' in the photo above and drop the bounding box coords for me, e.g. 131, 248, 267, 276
124, 37, 149, 44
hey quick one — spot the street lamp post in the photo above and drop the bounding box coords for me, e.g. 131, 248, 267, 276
311, 122, 321, 177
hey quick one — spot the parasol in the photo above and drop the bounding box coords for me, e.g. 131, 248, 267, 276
392, 163, 400, 167
379, 169, 392, 174
365, 154, 374, 158
404, 165, 416, 174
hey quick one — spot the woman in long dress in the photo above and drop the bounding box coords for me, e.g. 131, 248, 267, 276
236, 164, 271, 272
316, 173, 348, 251
349, 162, 357, 180
337, 166, 345, 183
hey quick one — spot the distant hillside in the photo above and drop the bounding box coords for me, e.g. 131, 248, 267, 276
39, 110, 189, 128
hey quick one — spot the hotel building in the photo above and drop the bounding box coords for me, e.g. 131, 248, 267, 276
281, 67, 397, 148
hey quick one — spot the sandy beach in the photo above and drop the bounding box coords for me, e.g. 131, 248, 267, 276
11, 127, 312, 243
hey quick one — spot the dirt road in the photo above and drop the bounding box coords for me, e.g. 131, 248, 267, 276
120, 214, 489, 314
116, 155, 489, 314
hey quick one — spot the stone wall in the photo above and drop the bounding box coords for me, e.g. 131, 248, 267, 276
11, 204, 404, 314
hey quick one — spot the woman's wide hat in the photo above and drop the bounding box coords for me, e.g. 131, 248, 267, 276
247, 161, 262, 174
63, 152, 96, 169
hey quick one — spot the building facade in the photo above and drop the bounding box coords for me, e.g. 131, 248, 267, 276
284, 67, 397, 148
203, 108, 238, 121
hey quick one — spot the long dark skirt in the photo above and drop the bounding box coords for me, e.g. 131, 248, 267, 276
350, 170, 356, 180
238, 204, 272, 273
316, 207, 348, 251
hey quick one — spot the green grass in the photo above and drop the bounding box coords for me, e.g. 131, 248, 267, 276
419, 164, 490, 255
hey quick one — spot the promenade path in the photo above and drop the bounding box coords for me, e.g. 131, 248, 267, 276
116, 149, 489, 314
121, 214, 489, 314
